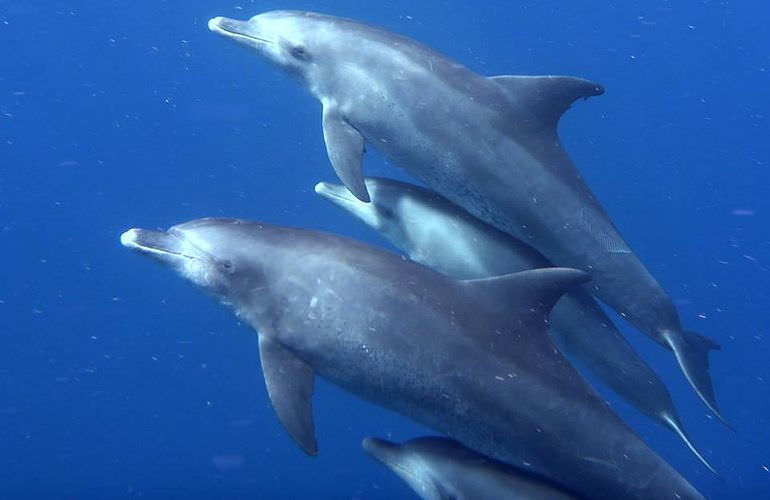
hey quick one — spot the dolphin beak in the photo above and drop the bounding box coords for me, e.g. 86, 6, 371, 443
315, 181, 383, 228
315, 181, 362, 205
362, 437, 400, 464
208, 16, 234, 36
208, 16, 273, 45
120, 228, 193, 263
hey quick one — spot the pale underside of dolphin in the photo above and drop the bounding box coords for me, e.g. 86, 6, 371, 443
121, 218, 704, 500
363, 436, 580, 500
315, 176, 716, 473
207, 10, 728, 426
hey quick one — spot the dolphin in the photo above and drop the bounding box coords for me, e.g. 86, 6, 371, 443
315, 177, 715, 473
121, 217, 704, 500
207, 10, 727, 425
363, 436, 579, 500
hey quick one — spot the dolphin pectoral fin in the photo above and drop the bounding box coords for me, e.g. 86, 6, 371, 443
461, 268, 590, 332
489, 75, 604, 128
322, 106, 370, 202
663, 329, 733, 431
258, 335, 318, 455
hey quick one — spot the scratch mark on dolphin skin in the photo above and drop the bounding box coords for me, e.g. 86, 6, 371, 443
580, 207, 631, 254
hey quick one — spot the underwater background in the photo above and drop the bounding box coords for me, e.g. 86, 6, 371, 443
1, 0, 768, 498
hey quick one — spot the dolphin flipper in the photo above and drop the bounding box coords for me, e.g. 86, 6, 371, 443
664, 329, 732, 430
258, 335, 318, 455
322, 105, 370, 202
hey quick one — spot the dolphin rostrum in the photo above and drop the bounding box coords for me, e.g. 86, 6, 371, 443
208, 10, 727, 425
316, 176, 715, 473
121, 217, 704, 499
363, 436, 579, 500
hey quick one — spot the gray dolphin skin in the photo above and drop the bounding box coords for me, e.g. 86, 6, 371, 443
121, 218, 704, 500
315, 177, 715, 473
363, 436, 579, 500
207, 11, 727, 426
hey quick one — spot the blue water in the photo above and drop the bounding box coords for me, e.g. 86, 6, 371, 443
2, 1, 768, 498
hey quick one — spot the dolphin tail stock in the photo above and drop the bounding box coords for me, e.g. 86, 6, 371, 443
663, 328, 734, 431
660, 411, 719, 475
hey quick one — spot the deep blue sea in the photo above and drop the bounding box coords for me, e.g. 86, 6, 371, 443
2, 1, 768, 498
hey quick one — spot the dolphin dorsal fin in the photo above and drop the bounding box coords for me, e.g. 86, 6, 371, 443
460, 268, 590, 333
489, 75, 604, 129
258, 335, 318, 456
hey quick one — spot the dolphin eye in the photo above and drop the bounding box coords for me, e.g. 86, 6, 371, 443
379, 207, 395, 219
290, 45, 310, 60
218, 259, 234, 274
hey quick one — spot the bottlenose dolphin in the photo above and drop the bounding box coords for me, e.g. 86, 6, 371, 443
121, 217, 704, 500
363, 436, 579, 500
316, 177, 715, 473
207, 10, 727, 425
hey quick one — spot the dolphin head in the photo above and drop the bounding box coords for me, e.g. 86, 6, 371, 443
121, 218, 270, 311
365, 437, 581, 499
315, 177, 453, 264
362, 437, 443, 499
209, 11, 351, 89
208, 11, 405, 99
314, 177, 417, 238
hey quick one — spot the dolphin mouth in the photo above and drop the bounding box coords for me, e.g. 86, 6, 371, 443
208, 17, 273, 45
120, 228, 198, 261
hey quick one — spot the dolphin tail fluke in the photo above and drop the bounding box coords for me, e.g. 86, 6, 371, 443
664, 329, 733, 431
660, 412, 719, 475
